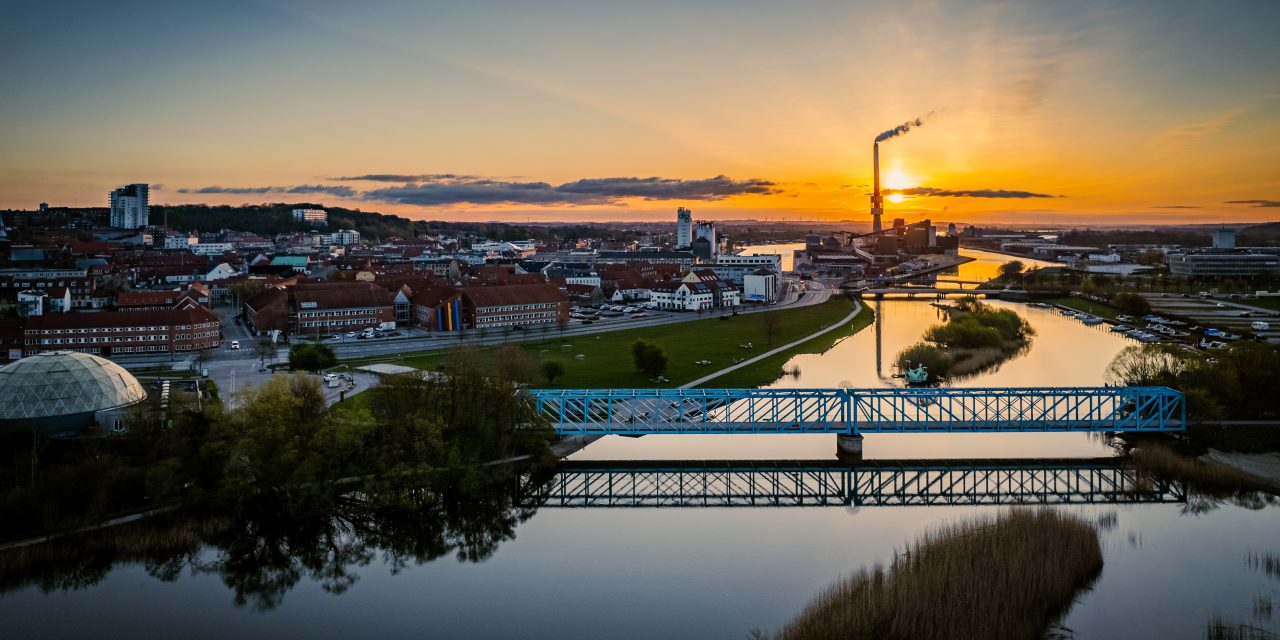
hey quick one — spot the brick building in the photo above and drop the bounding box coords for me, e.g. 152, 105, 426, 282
243, 281, 395, 337
458, 283, 569, 330
15, 307, 221, 358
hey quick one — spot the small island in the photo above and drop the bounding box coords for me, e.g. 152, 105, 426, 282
896, 297, 1035, 384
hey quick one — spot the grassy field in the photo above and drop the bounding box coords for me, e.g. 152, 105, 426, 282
1044, 296, 1124, 321
1241, 297, 1280, 312
371, 297, 867, 389
702, 305, 873, 388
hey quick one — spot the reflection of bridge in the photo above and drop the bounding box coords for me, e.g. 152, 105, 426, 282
860, 287, 1013, 297
533, 458, 1183, 508
530, 387, 1185, 439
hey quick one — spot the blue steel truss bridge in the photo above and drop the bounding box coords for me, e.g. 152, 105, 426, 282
532, 458, 1184, 508
530, 386, 1185, 436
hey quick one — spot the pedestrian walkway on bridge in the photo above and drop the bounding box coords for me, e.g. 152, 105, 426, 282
529, 386, 1184, 436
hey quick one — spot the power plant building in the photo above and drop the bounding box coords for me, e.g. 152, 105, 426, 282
109, 183, 149, 229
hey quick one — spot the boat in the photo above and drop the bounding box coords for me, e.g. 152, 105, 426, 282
1252, 321, 1271, 331
1059, 309, 1076, 316
1111, 325, 1133, 333
1082, 316, 1104, 325
1116, 315, 1136, 323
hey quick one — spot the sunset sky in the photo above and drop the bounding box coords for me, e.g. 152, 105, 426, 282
2, 0, 1278, 225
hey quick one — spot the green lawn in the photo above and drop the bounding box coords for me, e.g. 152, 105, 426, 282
527, 297, 864, 388
1044, 297, 1124, 321
699, 305, 873, 388
1242, 297, 1280, 312
377, 297, 867, 389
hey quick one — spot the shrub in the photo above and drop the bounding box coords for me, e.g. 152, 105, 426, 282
541, 360, 566, 384
630, 339, 669, 377
1111, 292, 1151, 315
288, 343, 337, 371
896, 343, 954, 379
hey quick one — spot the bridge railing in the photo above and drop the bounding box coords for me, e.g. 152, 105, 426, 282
528, 386, 1184, 435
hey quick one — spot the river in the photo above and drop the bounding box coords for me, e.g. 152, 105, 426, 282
1, 248, 1276, 639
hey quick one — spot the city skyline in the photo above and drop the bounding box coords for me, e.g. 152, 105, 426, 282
3, 0, 1279, 225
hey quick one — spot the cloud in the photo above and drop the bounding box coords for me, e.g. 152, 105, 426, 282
176, 174, 779, 207
555, 175, 779, 200
881, 187, 1060, 199
365, 179, 594, 206
1225, 199, 1280, 208
178, 184, 356, 197
329, 173, 475, 182
363, 174, 778, 206
1151, 109, 1245, 148
1152, 205, 1201, 209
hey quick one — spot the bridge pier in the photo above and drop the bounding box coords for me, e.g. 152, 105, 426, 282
836, 433, 864, 459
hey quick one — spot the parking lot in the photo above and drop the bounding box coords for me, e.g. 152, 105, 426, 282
1143, 293, 1280, 343
569, 302, 675, 326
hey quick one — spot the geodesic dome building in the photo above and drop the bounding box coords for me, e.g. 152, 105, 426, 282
0, 351, 147, 436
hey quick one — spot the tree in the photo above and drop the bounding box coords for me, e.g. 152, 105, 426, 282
1136, 249, 1166, 266
1110, 292, 1151, 315
254, 338, 278, 364
541, 360, 566, 384
288, 343, 336, 371
494, 343, 538, 383
630, 340, 668, 377
760, 313, 782, 346
998, 260, 1025, 278
229, 280, 262, 311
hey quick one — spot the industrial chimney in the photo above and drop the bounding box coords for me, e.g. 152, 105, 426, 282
870, 142, 883, 234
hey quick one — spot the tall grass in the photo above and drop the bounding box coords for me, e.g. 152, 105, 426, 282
1131, 444, 1262, 494
1247, 551, 1280, 580
1205, 615, 1276, 639
764, 509, 1101, 640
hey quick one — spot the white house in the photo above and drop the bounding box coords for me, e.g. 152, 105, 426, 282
649, 281, 714, 311
205, 263, 238, 281
742, 270, 777, 303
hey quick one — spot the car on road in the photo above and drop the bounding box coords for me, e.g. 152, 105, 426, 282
229, 340, 240, 350
346, 331, 358, 338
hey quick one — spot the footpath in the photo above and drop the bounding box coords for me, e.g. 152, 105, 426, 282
553, 298, 868, 458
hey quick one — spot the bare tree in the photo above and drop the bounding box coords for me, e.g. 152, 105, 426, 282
760, 313, 782, 346
254, 338, 278, 365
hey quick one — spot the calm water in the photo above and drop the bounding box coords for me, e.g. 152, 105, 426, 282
3, 248, 1277, 639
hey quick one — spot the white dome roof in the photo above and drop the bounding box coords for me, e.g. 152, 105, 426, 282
0, 351, 147, 420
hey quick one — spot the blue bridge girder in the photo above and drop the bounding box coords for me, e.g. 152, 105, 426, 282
528, 386, 1185, 436
533, 458, 1184, 508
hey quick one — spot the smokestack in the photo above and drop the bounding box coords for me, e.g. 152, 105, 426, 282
870, 142, 883, 234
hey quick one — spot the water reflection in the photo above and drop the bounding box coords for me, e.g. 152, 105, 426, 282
0, 463, 554, 611
541, 458, 1184, 508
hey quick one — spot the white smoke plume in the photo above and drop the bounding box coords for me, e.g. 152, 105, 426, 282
875, 113, 933, 142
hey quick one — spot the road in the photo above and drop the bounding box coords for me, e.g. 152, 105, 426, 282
111, 277, 831, 369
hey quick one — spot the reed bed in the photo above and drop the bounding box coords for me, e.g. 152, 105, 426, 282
1247, 551, 1280, 580
765, 509, 1102, 640
1205, 615, 1277, 640
1132, 444, 1262, 494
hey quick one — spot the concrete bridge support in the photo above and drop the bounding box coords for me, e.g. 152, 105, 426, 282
836, 433, 864, 458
